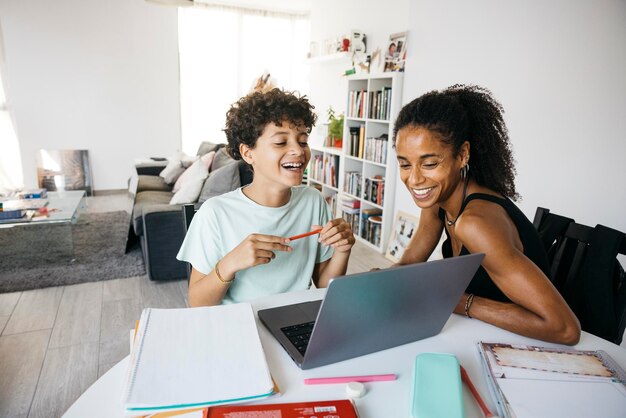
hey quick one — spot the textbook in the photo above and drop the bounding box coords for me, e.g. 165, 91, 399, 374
477, 341, 626, 418
124, 304, 275, 415
140, 399, 359, 418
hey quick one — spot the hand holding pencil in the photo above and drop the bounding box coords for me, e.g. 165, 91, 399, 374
289, 219, 355, 253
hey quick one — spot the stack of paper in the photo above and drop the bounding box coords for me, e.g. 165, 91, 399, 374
124, 303, 275, 415
477, 341, 626, 418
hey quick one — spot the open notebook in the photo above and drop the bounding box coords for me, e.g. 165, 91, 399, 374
124, 303, 275, 415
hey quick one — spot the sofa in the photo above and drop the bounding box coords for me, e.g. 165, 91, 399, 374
129, 142, 253, 281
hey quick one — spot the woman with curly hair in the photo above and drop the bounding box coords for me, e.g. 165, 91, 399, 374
393, 85, 580, 344
178, 89, 355, 306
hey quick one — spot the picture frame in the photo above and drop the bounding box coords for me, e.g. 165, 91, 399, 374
383, 31, 407, 72
385, 210, 419, 262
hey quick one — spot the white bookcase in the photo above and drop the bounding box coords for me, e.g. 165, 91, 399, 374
309, 73, 403, 253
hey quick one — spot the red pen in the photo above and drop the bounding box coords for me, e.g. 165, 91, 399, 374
460, 365, 496, 418
288, 229, 323, 241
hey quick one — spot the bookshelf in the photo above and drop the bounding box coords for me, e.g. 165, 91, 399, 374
310, 73, 403, 253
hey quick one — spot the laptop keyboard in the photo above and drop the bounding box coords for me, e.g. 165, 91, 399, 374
281, 321, 315, 356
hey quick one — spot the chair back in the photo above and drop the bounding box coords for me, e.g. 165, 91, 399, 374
533, 207, 626, 344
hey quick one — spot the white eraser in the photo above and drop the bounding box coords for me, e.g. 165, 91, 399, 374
345, 381, 366, 398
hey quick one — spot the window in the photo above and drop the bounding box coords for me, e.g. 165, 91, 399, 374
178, 6, 310, 155
0, 24, 23, 193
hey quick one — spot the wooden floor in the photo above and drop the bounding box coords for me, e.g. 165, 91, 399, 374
0, 192, 391, 418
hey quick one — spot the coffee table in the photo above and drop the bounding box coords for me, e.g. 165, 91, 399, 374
0, 190, 87, 260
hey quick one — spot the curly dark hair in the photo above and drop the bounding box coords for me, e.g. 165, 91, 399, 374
393, 84, 519, 200
223, 89, 317, 161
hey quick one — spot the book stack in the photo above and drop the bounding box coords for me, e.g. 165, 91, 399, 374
17, 188, 47, 199
340, 197, 360, 215
0, 208, 26, 221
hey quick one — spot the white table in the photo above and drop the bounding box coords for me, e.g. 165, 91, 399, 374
63, 288, 626, 418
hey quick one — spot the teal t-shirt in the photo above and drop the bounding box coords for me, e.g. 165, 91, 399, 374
177, 186, 334, 304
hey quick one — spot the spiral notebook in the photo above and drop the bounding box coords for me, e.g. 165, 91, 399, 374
124, 304, 275, 415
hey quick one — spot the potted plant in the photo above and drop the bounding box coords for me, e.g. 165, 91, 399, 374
327, 107, 344, 148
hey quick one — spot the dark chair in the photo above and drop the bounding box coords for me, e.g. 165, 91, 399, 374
182, 204, 197, 281
533, 207, 626, 344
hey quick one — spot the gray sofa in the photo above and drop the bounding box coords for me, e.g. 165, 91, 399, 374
129, 142, 253, 280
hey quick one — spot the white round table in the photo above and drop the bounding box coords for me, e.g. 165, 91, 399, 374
63, 288, 626, 418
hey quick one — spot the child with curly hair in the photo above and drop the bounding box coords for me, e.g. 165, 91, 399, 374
178, 89, 355, 306
393, 85, 580, 345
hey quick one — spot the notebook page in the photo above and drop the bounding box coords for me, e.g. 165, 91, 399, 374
125, 303, 273, 410
497, 378, 626, 418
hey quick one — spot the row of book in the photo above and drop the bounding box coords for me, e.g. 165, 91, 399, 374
363, 175, 385, 206
309, 154, 339, 188
363, 134, 389, 164
347, 127, 389, 165
343, 171, 362, 197
347, 87, 393, 120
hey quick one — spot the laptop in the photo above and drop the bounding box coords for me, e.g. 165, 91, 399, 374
258, 253, 484, 369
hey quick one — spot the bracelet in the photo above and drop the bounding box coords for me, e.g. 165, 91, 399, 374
215, 260, 234, 285
464, 293, 475, 318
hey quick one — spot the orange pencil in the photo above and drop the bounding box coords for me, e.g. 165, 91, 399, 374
288, 229, 323, 241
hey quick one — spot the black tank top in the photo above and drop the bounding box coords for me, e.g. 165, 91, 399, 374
439, 193, 550, 303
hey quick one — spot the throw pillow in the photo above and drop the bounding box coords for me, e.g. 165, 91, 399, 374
198, 160, 241, 203
169, 153, 215, 205
159, 152, 196, 185
172, 151, 215, 194
210, 147, 235, 173
196, 141, 221, 157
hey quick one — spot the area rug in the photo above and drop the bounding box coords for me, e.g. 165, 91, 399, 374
0, 211, 145, 293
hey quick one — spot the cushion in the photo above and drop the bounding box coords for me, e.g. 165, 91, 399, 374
159, 152, 196, 184
132, 191, 174, 236
169, 154, 213, 205
198, 160, 241, 203
196, 141, 221, 157
137, 175, 172, 193
173, 151, 215, 194
210, 147, 235, 173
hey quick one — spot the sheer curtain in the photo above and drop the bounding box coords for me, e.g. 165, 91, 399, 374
178, 6, 310, 155
0, 23, 23, 194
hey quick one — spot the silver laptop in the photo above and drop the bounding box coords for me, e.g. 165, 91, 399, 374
258, 253, 484, 369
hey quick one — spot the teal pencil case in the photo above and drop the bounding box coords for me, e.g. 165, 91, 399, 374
411, 352, 464, 418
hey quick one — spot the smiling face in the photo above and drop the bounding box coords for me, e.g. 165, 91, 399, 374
240, 121, 311, 192
395, 126, 468, 210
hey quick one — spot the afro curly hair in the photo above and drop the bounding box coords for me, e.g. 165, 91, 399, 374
224, 89, 317, 161
393, 84, 519, 200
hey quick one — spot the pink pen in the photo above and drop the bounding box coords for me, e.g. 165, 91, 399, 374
304, 374, 397, 385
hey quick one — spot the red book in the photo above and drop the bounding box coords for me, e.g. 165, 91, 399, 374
207, 399, 359, 418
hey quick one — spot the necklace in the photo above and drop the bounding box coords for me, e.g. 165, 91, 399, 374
445, 176, 469, 226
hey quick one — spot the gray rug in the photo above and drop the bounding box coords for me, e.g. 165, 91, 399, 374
0, 211, 145, 293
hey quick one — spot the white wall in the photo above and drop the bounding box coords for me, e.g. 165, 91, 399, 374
308, 0, 409, 143
0, 0, 181, 191
395, 0, 626, 234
